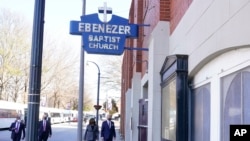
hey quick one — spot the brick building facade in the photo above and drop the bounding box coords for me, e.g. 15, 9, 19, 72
121, 0, 250, 141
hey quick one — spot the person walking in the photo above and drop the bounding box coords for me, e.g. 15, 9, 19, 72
101, 114, 116, 141
9, 116, 25, 141
43, 112, 51, 123
38, 113, 52, 141
83, 118, 99, 141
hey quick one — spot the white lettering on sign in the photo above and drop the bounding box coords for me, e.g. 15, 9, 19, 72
89, 43, 119, 50
88, 35, 121, 43
78, 23, 131, 35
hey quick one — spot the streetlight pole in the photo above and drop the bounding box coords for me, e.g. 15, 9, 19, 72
77, 1, 86, 141
87, 61, 101, 126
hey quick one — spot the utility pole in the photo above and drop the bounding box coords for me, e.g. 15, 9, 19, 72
26, 0, 45, 141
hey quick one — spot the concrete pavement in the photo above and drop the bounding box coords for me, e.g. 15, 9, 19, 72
114, 129, 124, 141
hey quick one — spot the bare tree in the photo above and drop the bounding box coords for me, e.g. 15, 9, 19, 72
96, 55, 122, 93
39, 35, 78, 108
0, 8, 96, 109
0, 9, 31, 102
91, 55, 122, 114
40, 33, 95, 109
59, 83, 94, 110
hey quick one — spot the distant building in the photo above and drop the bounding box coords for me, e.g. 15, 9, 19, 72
121, 0, 250, 141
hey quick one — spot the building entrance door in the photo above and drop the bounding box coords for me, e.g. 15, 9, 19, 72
138, 99, 148, 141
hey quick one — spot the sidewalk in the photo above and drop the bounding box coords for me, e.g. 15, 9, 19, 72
115, 129, 124, 141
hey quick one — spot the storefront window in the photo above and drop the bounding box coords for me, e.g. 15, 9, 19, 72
221, 68, 250, 141
160, 55, 188, 141
162, 79, 176, 141
192, 84, 210, 141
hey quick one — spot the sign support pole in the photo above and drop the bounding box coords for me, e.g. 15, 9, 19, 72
77, 0, 86, 141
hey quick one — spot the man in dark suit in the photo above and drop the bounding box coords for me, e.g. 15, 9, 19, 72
101, 114, 116, 141
38, 113, 52, 141
44, 112, 51, 124
9, 116, 25, 141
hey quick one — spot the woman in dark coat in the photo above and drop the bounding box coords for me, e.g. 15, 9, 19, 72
83, 118, 99, 141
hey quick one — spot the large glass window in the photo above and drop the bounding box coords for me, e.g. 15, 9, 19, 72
162, 78, 176, 141
192, 84, 210, 141
160, 55, 188, 141
221, 67, 250, 141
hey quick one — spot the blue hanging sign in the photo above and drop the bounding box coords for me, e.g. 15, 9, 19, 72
70, 13, 138, 55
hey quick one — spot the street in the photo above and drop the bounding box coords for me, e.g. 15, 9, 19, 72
0, 121, 123, 141
0, 122, 78, 141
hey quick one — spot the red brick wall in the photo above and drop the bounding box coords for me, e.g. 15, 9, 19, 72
120, 0, 134, 136
133, 0, 143, 74
170, 0, 193, 32
143, 0, 192, 35
120, 40, 133, 136
160, 0, 171, 21
120, 0, 192, 137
